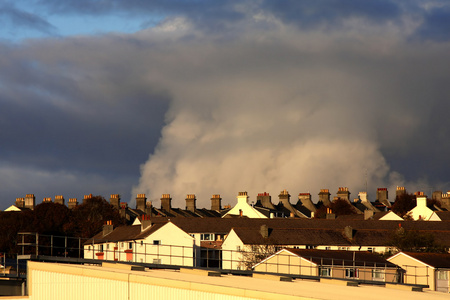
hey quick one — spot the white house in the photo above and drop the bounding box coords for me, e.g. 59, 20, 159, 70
254, 248, 399, 282
222, 192, 268, 218
84, 219, 195, 266
408, 196, 437, 221
388, 251, 450, 292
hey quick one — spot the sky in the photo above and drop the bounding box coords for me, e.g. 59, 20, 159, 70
1, 0, 450, 210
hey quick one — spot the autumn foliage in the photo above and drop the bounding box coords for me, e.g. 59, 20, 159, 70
0, 195, 125, 254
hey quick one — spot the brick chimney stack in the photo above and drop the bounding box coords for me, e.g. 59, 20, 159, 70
136, 194, 147, 211
25, 194, 35, 210
318, 189, 331, 206
145, 201, 153, 216
141, 214, 152, 232
15, 197, 25, 208
55, 195, 64, 206
298, 193, 316, 213
103, 220, 113, 237
278, 189, 291, 206
43, 197, 52, 203
185, 194, 196, 212
257, 192, 275, 209
83, 194, 93, 204
396, 186, 406, 199
68, 198, 78, 209
336, 187, 351, 203
119, 202, 128, 219
376, 188, 391, 207
237, 191, 249, 204
211, 194, 222, 211
161, 194, 172, 211
110, 194, 120, 209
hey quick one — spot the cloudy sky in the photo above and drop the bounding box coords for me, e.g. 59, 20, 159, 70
1, 0, 450, 210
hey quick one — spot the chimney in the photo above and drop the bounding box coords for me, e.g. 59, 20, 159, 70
343, 226, 353, 240
43, 197, 52, 203
416, 195, 427, 208
103, 220, 113, 237
376, 188, 391, 207
25, 194, 35, 210
256, 192, 275, 209
68, 198, 78, 209
54, 195, 64, 206
160, 194, 172, 211
298, 193, 316, 212
110, 194, 120, 209
432, 191, 442, 202
119, 202, 128, 219
185, 194, 196, 212
83, 194, 93, 204
278, 189, 291, 206
336, 187, 351, 203
260, 224, 269, 239
396, 186, 406, 199
237, 191, 249, 204
358, 192, 368, 202
326, 208, 335, 219
145, 201, 153, 216
141, 215, 152, 231
15, 198, 25, 208
364, 209, 374, 220
211, 194, 222, 211
136, 194, 147, 211
318, 189, 331, 206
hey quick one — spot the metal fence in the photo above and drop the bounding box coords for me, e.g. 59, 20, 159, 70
14, 232, 432, 287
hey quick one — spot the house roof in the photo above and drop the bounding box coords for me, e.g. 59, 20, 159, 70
435, 211, 450, 221
281, 248, 397, 268
84, 222, 167, 245
86, 217, 450, 248
147, 217, 450, 234
395, 252, 450, 269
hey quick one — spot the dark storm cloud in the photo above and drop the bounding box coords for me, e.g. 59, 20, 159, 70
0, 36, 170, 207
1, 1, 450, 210
260, 0, 402, 28
0, 3, 56, 35
413, 5, 450, 42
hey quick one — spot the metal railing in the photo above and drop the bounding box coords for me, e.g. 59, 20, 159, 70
14, 232, 431, 287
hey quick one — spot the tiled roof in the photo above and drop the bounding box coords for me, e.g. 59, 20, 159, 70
85, 223, 166, 245
285, 248, 397, 267
436, 211, 450, 220
232, 227, 351, 246
400, 252, 450, 268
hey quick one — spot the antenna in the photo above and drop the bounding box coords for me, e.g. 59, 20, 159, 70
365, 168, 368, 192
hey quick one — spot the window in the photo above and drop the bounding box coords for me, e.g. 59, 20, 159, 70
200, 233, 214, 241
306, 245, 316, 249
319, 268, 331, 277
236, 246, 241, 252
437, 270, 448, 280
99, 245, 103, 252
367, 247, 373, 253
153, 240, 161, 245
106, 244, 109, 250
140, 241, 144, 246
372, 269, 384, 280
121, 242, 124, 248
153, 259, 161, 264
345, 268, 358, 279
129, 242, 133, 249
